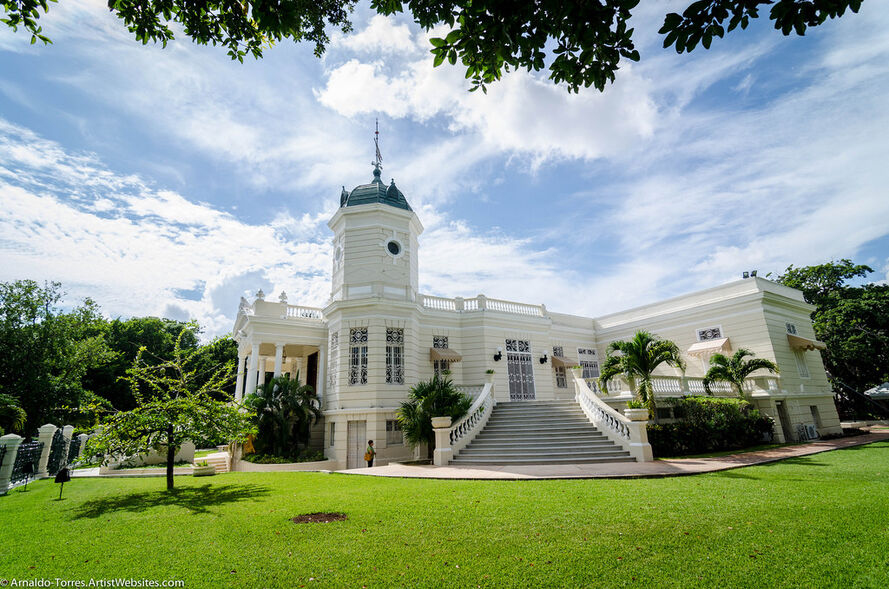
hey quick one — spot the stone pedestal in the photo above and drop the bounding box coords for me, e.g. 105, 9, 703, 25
623, 409, 653, 462
36, 424, 58, 479
431, 416, 452, 467
0, 434, 24, 495
76, 434, 90, 459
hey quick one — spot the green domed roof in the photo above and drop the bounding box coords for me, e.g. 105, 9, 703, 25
339, 165, 412, 211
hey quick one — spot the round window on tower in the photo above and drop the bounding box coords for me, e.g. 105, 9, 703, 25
386, 240, 402, 256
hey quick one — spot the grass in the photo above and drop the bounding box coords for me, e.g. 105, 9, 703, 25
1, 442, 887, 588
193, 449, 217, 460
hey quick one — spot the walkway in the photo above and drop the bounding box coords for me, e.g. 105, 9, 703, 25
337, 428, 889, 480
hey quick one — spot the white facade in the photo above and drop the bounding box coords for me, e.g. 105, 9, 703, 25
233, 167, 841, 468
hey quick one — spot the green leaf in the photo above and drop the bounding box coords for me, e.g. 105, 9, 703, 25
429, 37, 446, 48
433, 52, 445, 67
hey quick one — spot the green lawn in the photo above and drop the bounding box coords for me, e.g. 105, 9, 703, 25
2, 442, 888, 588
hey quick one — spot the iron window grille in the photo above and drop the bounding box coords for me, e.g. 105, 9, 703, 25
349, 328, 368, 385
386, 329, 404, 384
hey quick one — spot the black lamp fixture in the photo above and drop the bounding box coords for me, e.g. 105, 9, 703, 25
493, 347, 502, 362
539, 354, 548, 364
742, 271, 750, 279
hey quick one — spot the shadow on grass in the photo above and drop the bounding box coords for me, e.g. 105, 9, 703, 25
713, 469, 760, 480
72, 483, 269, 520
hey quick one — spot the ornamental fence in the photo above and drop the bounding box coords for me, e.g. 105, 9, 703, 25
0, 423, 89, 494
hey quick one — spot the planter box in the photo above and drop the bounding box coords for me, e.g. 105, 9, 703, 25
624, 408, 650, 421
192, 465, 216, 477
431, 416, 452, 429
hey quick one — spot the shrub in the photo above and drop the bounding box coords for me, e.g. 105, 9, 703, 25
647, 396, 773, 457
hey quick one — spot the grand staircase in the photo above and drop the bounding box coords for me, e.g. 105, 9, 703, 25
450, 400, 634, 465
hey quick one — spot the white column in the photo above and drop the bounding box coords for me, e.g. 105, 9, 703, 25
273, 343, 285, 377
317, 344, 326, 404
0, 434, 24, 495
234, 351, 246, 401
258, 356, 267, 387
36, 424, 57, 478
245, 343, 259, 397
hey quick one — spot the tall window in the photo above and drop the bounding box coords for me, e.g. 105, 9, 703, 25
578, 348, 599, 379
794, 349, 810, 379
553, 346, 567, 388
386, 420, 403, 445
349, 328, 368, 385
328, 332, 338, 388
433, 335, 449, 377
329, 422, 336, 447
386, 328, 404, 384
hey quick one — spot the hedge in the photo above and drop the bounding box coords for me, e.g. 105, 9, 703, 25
647, 396, 774, 457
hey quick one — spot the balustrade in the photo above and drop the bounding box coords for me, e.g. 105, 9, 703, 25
285, 305, 324, 320
439, 382, 496, 464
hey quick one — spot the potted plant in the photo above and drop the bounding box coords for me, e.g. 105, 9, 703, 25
430, 416, 452, 429
192, 460, 216, 476
485, 369, 495, 384
569, 365, 583, 380
623, 400, 649, 421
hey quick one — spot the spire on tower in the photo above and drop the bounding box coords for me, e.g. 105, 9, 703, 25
373, 118, 383, 171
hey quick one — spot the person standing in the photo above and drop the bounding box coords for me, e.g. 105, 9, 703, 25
364, 440, 376, 467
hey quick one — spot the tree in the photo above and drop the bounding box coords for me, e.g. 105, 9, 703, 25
83, 317, 201, 411
0, 280, 113, 433
244, 373, 321, 458
87, 325, 254, 490
397, 374, 471, 459
702, 348, 779, 398
2, 0, 864, 92
772, 259, 889, 418
0, 393, 27, 435
598, 330, 686, 415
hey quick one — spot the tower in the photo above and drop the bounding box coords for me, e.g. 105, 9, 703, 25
328, 163, 423, 302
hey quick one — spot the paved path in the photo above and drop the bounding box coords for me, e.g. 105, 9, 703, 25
337, 428, 889, 480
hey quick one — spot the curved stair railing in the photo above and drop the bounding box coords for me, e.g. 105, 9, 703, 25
573, 372, 653, 462
448, 382, 496, 459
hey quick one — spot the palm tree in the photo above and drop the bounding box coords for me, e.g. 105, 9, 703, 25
397, 374, 472, 459
0, 393, 27, 434
703, 349, 779, 399
245, 372, 321, 458
597, 330, 686, 415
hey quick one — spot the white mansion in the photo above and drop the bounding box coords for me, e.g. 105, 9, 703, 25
232, 164, 841, 469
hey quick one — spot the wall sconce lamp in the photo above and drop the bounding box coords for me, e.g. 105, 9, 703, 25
539, 354, 548, 364
493, 347, 502, 362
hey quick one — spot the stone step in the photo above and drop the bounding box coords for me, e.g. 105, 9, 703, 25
465, 437, 614, 447
488, 413, 589, 425
458, 444, 620, 456
481, 422, 599, 432
473, 432, 608, 442
450, 455, 634, 465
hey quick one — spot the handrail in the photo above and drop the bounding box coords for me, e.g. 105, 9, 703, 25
575, 376, 631, 441
448, 382, 495, 455
572, 372, 654, 462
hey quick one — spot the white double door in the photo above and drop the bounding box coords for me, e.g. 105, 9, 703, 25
346, 420, 367, 469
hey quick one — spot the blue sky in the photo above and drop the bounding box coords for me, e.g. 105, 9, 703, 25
1, 0, 888, 338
